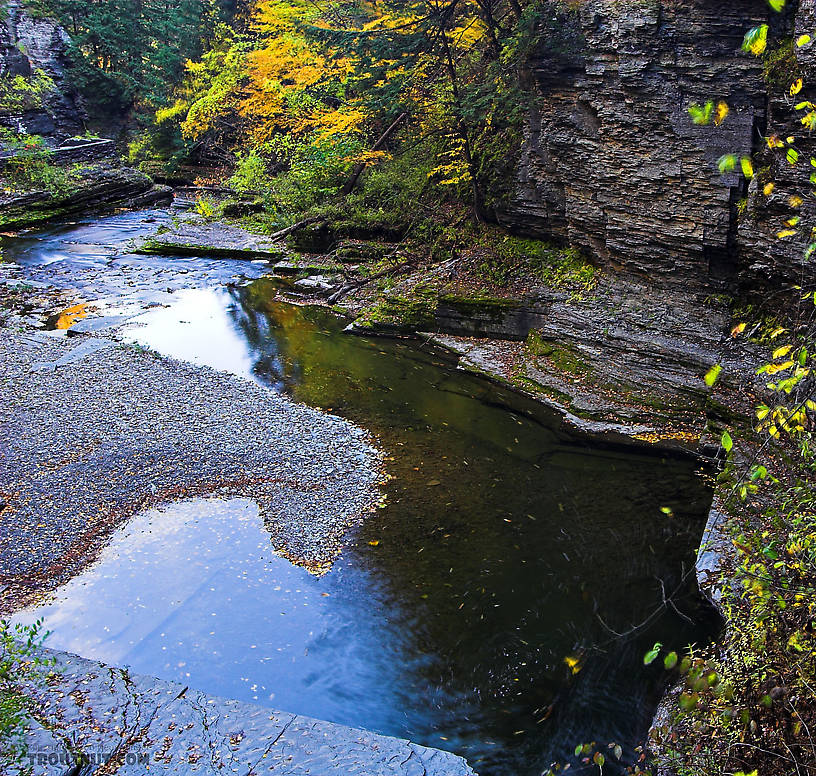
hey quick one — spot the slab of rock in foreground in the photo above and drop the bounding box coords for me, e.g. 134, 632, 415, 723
21, 649, 476, 776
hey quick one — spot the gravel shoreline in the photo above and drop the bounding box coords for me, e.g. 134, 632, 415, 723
0, 326, 384, 613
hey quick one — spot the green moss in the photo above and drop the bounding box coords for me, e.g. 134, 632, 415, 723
763, 39, 801, 90
335, 241, 394, 263
437, 294, 518, 318
731, 301, 784, 344
135, 239, 287, 261
526, 330, 592, 376
354, 292, 437, 332
511, 373, 573, 405
472, 230, 597, 294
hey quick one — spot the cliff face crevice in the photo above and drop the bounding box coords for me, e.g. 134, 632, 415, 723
503, 0, 800, 294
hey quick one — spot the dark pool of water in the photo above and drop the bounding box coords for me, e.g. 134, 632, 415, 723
6, 213, 719, 775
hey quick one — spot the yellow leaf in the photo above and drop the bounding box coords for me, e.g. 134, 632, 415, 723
791, 78, 804, 96
773, 345, 792, 359
564, 654, 583, 674
777, 229, 797, 238
714, 101, 729, 126
741, 157, 754, 178
731, 322, 747, 337
797, 34, 812, 47
764, 182, 775, 195
789, 195, 804, 207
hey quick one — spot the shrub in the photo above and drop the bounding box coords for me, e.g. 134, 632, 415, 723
1, 619, 53, 770
0, 132, 75, 195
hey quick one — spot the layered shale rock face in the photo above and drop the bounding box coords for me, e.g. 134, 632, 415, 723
738, 0, 816, 297
0, 0, 85, 138
505, 0, 784, 291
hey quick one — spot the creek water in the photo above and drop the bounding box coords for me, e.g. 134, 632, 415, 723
6, 211, 719, 775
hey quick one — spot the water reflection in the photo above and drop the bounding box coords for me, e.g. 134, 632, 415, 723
117, 282, 718, 774
10, 252, 719, 775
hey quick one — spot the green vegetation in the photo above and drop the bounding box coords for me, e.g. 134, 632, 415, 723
27, 0, 235, 120
354, 286, 438, 332
0, 131, 77, 195
126, 0, 581, 223
473, 232, 597, 292
0, 68, 55, 112
1, 619, 52, 769
643, 12, 816, 776
526, 330, 592, 376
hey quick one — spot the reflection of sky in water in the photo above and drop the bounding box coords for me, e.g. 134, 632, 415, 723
121, 290, 261, 383
13, 499, 417, 735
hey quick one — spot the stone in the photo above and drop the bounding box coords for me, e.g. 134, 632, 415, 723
136, 222, 288, 261
293, 274, 336, 295
0, 0, 85, 138
501, 0, 816, 294
18, 649, 477, 776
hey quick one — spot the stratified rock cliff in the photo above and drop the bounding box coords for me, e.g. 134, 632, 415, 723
0, 2, 171, 228
0, 0, 85, 138
504, 0, 814, 294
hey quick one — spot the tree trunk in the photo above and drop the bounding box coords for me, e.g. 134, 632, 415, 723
340, 112, 408, 196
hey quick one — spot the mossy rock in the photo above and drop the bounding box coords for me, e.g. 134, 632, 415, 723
352, 293, 437, 334
286, 223, 336, 253
438, 294, 518, 316
335, 240, 395, 263
527, 330, 592, 376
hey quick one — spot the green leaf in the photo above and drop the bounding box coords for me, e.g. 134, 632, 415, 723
717, 154, 738, 173
593, 753, 605, 768
679, 692, 699, 712
768, 0, 785, 10
704, 364, 722, 387
575, 744, 584, 757
742, 25, 769, 56
664, 651, 679, 670
688, 101, 713, 126
643, 642, 662, 665
721, 430, 733, 453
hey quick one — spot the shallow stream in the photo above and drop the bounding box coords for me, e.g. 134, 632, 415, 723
6, 211, 719, 775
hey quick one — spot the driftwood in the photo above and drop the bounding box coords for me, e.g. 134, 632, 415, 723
269, 216, 325, 241
327, 258, 415, 304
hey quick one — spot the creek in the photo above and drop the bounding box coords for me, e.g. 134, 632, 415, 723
6, 211, 719, 775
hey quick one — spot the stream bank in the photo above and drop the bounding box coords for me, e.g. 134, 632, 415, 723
141, 213, 763, 448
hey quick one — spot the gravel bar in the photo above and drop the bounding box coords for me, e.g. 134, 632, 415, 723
0, 328, 383, 611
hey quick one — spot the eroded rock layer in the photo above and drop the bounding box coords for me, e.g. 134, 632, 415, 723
504, 0, 816, 292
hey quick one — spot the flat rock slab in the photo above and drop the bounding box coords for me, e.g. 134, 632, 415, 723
137, 222, 287, 261
66, 315, 129, 336
20, 649, 476, 776
29, 337, 116, 372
